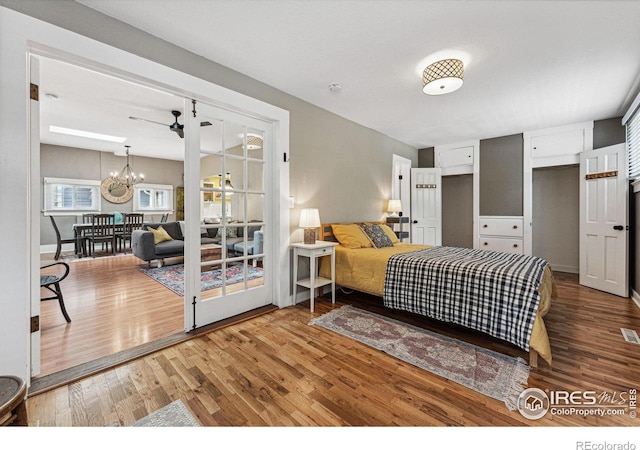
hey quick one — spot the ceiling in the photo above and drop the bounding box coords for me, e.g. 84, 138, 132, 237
41, 1, 640, 160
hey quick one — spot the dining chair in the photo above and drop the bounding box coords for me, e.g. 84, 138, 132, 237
40, 261, 71, 323
116, 213, 144, 253
49, 216, 80, 260
86, 213, 116, 257
160, 213, 169, 223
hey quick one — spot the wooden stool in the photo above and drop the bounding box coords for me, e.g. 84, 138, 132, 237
0, 376, 27, 426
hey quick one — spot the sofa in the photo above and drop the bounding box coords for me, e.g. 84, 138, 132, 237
131, 221, 262, 265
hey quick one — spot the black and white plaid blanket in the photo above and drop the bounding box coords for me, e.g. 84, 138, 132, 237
383, 247, 548, 351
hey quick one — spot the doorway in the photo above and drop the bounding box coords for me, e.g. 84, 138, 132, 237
21, 36, 289, 384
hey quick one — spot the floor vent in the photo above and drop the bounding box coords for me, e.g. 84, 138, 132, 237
620, 328, 640, 344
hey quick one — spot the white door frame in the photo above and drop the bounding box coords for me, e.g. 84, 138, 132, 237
0, 6, 290, 383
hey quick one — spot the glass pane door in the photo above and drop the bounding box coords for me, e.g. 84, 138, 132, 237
183, 100, 270, 329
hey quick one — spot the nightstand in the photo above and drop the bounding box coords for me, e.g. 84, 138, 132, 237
292, 241, 339, 313
386, 216, 410, 241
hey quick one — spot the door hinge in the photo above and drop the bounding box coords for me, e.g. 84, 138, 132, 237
30, 83, 39, 101
30, 316, 40, 333
398, 174, 403, 180
192, 99, 197, 117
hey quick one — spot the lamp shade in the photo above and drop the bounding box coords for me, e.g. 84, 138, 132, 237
422, 59, 464, 95
299, 208, 321, 228
387, 199, 402, 216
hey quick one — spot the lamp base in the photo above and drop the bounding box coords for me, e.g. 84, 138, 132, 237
303, 228, 316, 245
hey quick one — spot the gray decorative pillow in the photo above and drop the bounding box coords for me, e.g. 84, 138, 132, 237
225, 227, 238, 238
359, 224, 393, 248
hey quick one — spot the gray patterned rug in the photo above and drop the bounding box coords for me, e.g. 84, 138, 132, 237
131, 399, 200, 427
309, 305, 530, 410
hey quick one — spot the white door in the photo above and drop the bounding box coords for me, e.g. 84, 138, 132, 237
30, 55, 41, 377
410, 168, 442, 246
579, 143, 628, 297
183, 99, 272, 329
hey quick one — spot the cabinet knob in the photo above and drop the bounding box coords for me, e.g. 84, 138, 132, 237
513, 244, 518, 248
513, 225, 518, 229
483, 242, 488, 246
482, 224, 488, 228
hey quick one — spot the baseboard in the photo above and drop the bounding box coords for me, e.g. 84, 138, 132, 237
40, 243, 76, 255
549, 264, 578, 274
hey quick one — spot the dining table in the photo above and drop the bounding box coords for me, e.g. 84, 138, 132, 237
72, 222, 125, 257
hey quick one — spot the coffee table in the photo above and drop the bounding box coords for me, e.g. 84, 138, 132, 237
200, 243, 222, 272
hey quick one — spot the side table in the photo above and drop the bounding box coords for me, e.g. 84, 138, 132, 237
386, 216, 410, 241
292, 241, 339, 313
0, 375, 27, 426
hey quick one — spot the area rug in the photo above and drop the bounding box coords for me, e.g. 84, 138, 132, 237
131, 399, 200, 427
140, 262, 263, 296
309, 305, 530, 410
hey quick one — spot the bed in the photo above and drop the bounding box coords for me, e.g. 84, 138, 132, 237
317, 222, 556, 367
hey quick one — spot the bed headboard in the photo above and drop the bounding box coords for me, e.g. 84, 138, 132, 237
320, 222, 385, 242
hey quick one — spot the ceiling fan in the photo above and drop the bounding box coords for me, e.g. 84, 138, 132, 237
129, 110, 212, 138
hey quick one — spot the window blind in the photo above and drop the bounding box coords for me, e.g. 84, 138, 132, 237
628, 106, 640, 180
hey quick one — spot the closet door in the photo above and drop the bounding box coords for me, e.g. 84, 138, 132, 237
579, 144, 628, 297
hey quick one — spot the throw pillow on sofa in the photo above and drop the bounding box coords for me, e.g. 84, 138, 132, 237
147, 225, 174, 244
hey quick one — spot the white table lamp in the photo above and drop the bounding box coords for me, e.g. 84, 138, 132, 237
387, 199, 402, 217
299, 208, 321, 244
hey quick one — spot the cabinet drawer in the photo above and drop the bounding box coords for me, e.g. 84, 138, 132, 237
479, 237, 524, 254
479, 217, 523, 237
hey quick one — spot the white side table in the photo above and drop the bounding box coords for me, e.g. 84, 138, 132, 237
292, 241, 339, 312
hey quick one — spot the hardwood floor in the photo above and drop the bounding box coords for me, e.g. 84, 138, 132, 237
38, 252, 185, 377
27, 271, 640, 427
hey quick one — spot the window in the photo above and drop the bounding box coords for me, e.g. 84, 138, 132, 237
43, 177, 101, 213
134, 184, 173, 212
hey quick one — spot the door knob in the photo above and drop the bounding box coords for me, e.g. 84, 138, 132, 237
413, 220, 418, 224
613, 225, 624, 231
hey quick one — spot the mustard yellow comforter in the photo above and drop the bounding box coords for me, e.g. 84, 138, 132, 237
319, 243, 555, 366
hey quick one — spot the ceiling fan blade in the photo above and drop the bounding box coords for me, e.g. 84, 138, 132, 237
129, 116, 169, 127
176, 128, 185, 139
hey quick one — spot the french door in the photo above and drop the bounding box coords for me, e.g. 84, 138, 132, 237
183, 99, 272, 329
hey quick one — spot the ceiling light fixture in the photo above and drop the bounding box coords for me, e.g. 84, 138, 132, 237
246, 134, 263, 150
329, 83, 342, 92
110, 145, 144, 188
49, 125, 127, 143
422, 59, 464, 95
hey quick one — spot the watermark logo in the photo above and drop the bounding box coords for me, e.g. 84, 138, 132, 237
517, 387, 549, 420
516, 387, 637, 420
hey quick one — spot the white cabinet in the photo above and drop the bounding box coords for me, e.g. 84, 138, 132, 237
524, 121, 593, 168
478, 216, 524, 254
435, 140, 478, 176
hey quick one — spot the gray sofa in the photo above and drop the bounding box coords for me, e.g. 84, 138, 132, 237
131, 222, 192, 265
131, 221, 262, 265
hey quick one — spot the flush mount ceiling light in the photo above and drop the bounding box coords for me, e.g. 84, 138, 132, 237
246, 134, 263, 150
422, 59, 464, 95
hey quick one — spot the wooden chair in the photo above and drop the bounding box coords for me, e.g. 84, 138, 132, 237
86, 213, 116, 257
49, 216, 79, 260
40, 261, 71, 323
116, 213, 144, 253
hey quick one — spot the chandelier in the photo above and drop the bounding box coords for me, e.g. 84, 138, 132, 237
110, 145, 144, 188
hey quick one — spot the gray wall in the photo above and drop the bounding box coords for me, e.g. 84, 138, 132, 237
41, 144, 184, 246
2, 0, 417, 239
532, 165, 580, 272
479, 134, 523, 216
442, 175, 474, 248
